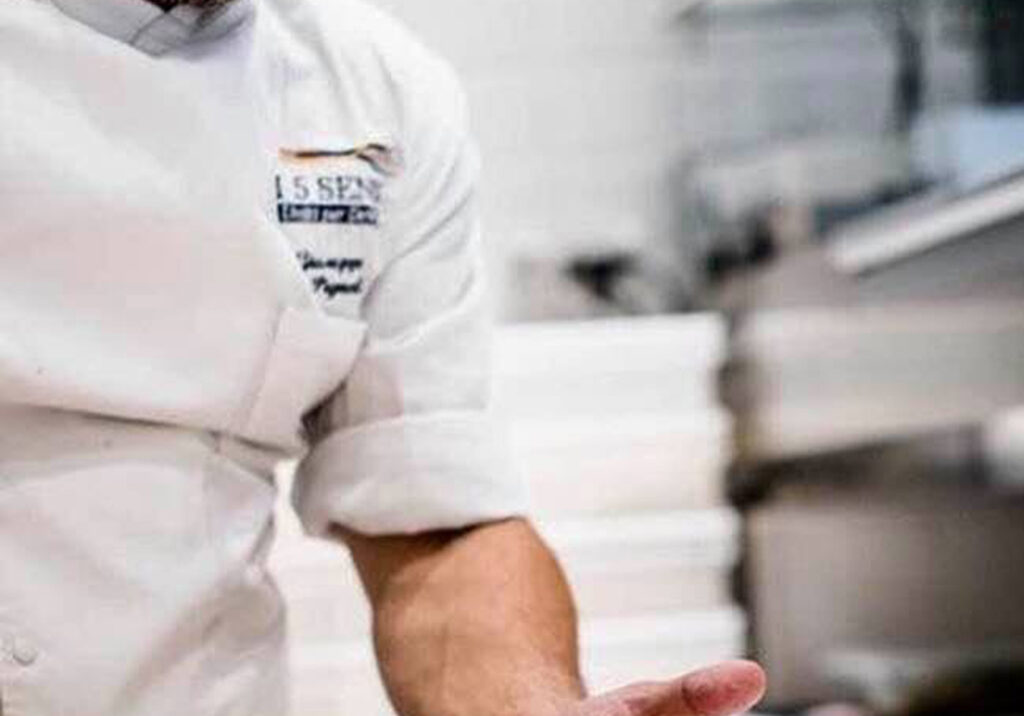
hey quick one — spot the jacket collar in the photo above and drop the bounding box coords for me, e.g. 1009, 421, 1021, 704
50, 0, 254, 55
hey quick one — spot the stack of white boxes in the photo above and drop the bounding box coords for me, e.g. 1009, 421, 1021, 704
495, 316, 745, 692
270, 314, 744, 715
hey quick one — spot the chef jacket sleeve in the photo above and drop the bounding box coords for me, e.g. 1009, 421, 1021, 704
290, 57, 527, 537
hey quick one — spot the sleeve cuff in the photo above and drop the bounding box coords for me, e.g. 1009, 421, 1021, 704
291, 412, 527, 536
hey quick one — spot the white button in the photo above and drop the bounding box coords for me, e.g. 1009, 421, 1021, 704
12, 638, 38, 667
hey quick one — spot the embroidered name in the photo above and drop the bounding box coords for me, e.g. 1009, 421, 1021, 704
297, 250, 364, 298
275, 173, 383, 226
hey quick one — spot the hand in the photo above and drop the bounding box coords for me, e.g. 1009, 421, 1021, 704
570, 660, 766, 716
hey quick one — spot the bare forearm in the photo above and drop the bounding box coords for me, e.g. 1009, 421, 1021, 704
341, 519, 585, 716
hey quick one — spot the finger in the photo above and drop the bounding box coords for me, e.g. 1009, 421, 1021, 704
602, 661, 766, 716
672, 661, 767, 716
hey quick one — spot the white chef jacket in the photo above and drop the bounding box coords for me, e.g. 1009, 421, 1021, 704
0, 1, 526, 713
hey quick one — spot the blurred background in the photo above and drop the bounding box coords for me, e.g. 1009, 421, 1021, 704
270, 1, 1024, 714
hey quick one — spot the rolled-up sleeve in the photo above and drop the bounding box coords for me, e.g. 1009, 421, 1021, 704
291, 59, 527, 537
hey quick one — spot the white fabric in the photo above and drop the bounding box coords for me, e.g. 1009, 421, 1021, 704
0, 0, 526, 713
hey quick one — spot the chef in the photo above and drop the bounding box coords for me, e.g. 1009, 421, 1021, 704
0, 0, 766, 714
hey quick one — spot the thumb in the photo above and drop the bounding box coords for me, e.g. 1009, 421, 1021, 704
595, 661, 766, 716
672, 661, 766, 716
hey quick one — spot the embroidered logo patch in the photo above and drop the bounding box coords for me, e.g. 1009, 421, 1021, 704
274, 144, 399, 226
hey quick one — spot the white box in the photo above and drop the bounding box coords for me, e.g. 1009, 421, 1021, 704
494, 315, 727, 420
271, 535, 372, 645
515, 412, 731, 517
540, 509, 741, 618
288, 641, 391, 716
